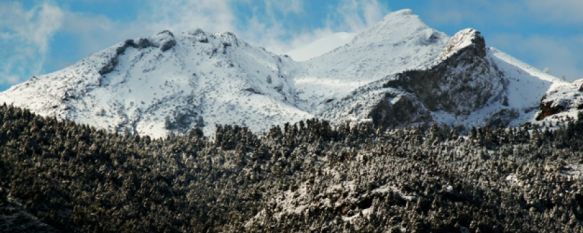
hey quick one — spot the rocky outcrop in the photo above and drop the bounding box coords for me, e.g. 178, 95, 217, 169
368, 93, 432, 129
384, 57, 503, 116
99, 31, 177, 75
319, 28, 519, 130
438, 28, 486, 60
368, 29, 505, 128
536, 80, 583, 120
536, 101, 567, 121
159, 30, 177, 52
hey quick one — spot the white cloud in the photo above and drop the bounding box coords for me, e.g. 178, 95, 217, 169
0, 3, 64, 52
286, 31, 356, 61
264, 0, 304, 15
525, 0, 583, 24
140, 0, 236, 34
281, 0, 387, 60
409, 0, 583, 80
331, 0, 388, 32
60, 11, 123, 56
0, 2, 64, 85
492, 34, 583, 80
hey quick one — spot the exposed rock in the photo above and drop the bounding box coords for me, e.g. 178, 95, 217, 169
160, 39, 176, 52
439, 28, 486, 60
536, 101, 567, 121
158, 30, 174, 37
486, 109, 519, 127
137, 38, 154, 48
99, 38, 159, 75
98, 57, 118, 75
165, 107, 204, 134
368, 93, 432, 129
243, 88, 263, 95
374, 28, 503, 123
536, 79, 583, 121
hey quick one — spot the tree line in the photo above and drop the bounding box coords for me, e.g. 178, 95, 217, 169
0, 104, 581, 232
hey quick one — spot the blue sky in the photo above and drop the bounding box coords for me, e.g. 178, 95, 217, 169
1, 0, 583, 90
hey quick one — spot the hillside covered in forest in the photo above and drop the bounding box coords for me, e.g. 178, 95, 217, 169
0, 104, 582, 232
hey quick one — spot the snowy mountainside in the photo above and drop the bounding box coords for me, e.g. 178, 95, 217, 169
0, 30, 311, 137
319, 29, 505, 128
0, 9, 577, 137
294, 9, 449, 110
317, 28, 571, 129
285, 32, 356, 62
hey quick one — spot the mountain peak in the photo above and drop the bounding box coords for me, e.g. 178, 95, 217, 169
350, 9, 441, 47
439, 28, 485, 60
378, 8, 422, 25
386, 8, 414, 17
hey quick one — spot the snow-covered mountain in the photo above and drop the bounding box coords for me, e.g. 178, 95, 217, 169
294, 9, 448, 110
318, 28, 569, 129
0, 9, 579, 137
0, 30, 312, 137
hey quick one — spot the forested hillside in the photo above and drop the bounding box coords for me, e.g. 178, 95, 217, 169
0, 104, 582, 232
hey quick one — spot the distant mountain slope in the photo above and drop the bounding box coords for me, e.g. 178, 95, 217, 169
0, 30, 311, 137
317, 28, 571, 129
294, 9, 449, 110
0, 9, 576, 137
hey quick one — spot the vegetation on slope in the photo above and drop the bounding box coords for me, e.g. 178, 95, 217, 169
0, 104, 582, 232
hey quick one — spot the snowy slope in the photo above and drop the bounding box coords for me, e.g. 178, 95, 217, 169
489, 49, 570, 124
294, 9, 449, 110
0, 9, 575, 137
0, 30, 312, 137
317, 27, 570, 129
285, 32, 356, 62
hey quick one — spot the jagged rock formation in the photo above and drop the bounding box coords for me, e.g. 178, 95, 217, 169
536, 79, 583, 121
374, 29, 505, 127
318, 28, 562, 129
0, 9, 575, 137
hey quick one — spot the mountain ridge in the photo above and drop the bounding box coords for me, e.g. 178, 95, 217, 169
0, 9, 579, 137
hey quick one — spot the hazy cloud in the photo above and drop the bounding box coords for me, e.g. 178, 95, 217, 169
417, 0, 583, 80
264, 0, 305, 15
331, 0, 388, 31
492, 34, 583, 80
525, 0, 583, 24
0, 2, 64, 85
141, 0, 236, 34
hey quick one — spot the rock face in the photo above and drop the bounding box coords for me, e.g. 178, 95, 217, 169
0, 9, 575, 137
384, 30, 502, 114
319, 28, 554, 130
367, 93, 432, 129
536, 80, 583, 121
